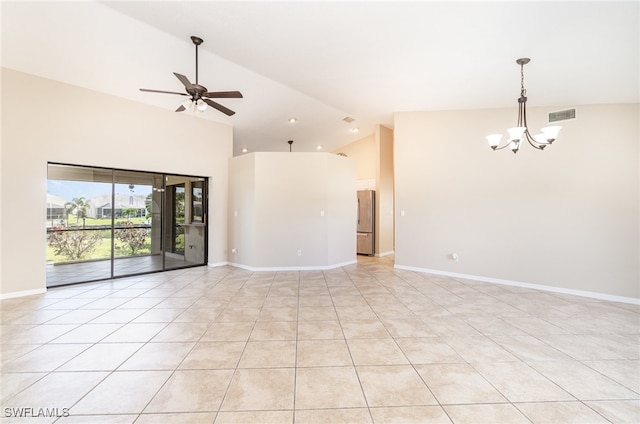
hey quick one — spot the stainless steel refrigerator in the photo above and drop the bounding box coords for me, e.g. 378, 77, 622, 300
357, 190, 375, 255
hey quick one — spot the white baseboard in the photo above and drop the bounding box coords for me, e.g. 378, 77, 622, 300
0, 288, 47, 300
377, 250, 395, 257
227, 260, 357, 272
393, 264, 640, 305
207, 261, 229, 268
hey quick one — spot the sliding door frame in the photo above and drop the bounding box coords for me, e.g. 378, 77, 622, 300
46, 162, 209, 287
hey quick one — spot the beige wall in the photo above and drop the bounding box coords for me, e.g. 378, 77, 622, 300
394, 104, 639, 300
228, 154, 257, 266
376, 125, 395, 256
1, 68, 233, 297
228, 152, 356, 269
335, 134, 376, 180
327, 154, 359, 265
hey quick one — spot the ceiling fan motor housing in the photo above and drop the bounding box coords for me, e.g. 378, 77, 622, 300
188, 84, 208, 98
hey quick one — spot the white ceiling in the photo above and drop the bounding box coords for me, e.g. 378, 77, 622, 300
2, 1, 638, 156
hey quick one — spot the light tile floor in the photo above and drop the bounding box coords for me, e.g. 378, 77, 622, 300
1, 256, 639, 423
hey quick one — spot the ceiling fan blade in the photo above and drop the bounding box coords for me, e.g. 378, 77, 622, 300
140, 88, 188, 96
203, 91, 243, 99
173, 72, 192, 88
203, 98, 235, 116
175, 104, 187, 112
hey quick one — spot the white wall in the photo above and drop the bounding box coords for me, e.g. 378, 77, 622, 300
1, 68, 233, 297
394, 104, 639, 300
228, 152, 356, 269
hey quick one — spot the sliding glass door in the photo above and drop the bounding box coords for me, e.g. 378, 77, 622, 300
46, 163, 208, 287
163, 176, 207, 271
112, 169, 164, 278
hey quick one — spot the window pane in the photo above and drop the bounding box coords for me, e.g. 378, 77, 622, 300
46, 164, 113, 286
113, 170, 163, 277
192, 180, 204, 223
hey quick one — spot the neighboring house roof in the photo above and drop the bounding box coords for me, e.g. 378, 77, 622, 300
46, 193, 147, 218
46, 194, 67, 209
89, 194, 147, 210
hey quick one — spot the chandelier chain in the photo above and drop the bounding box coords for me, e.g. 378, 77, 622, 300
520, 63, 526, 97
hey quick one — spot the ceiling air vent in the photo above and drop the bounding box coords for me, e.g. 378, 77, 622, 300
343, 116, 355, 123
548, 108, 576, 123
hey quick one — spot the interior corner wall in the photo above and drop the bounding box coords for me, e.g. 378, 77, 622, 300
334, 134, 376, 180
228, 152, 356, 269
394, 104, 639, 300
0, 68, 233, 297
228, 153, 256, 266
327, 153, 358, 265
375, 125, 395, 256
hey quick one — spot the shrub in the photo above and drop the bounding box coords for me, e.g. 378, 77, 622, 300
115, 221, 148, 255
47, 227, 102, 261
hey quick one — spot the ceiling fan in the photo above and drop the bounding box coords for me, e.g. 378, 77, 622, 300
139, 35, 242, 116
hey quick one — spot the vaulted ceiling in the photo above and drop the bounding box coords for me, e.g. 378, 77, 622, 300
2, 1, 638, 155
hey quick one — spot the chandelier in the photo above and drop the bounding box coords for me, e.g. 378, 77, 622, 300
486, 58, 561, 154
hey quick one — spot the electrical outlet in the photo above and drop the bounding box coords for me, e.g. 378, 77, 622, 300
297, 249, 302, 256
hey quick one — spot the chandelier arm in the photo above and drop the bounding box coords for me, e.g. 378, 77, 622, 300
491, 142, 513, 151
524, 130, 545, 150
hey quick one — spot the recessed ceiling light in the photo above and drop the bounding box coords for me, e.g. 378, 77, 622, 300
351, 127, 360, 133
317, 145, 323, 150
288, 117, 297, 123
241, 148, 248, 153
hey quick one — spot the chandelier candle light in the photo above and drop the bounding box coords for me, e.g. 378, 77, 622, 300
486, 58, 561, 154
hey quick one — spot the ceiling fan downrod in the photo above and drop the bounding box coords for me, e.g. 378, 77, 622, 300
191, 36, 203, 85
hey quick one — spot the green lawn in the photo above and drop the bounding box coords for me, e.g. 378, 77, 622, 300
57, 215, 148, 227
46, 234, 152, 263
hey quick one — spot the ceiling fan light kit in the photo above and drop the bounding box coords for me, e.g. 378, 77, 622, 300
486, 58, 561, 154
139, 35, 242, 116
